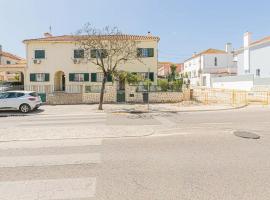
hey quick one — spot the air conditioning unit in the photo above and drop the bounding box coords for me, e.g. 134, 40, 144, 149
73, 59, 80, 64
33, 59, 42, 64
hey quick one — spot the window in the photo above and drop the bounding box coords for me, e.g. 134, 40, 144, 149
137, 48, 154, 57
91, 49, 108, 58
30, 73, 50, 82
0, 93, 8, 99
16, 93, 25, 97
35, 50, 45, 59
69, 73, 89, 82
6, 60, 11, 64
96, 73, 104, 82
214, 57, 218, 66
256, 69, 261, 77
74, 73, 84, 82
6, 92, 17, 98
36, 73, 46, 82
74, 49, 84, 59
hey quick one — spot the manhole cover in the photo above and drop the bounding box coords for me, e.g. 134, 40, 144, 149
233, 131, 260, 139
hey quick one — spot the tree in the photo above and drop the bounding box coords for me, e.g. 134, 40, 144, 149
76, 24, 141, 110
168, 64, 177, 81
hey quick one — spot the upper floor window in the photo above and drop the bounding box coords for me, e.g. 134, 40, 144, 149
214, 57, 218, 66
6, 60, 11, 64
256, 69, 261, 77
137, 48, 154, 58
35, 50, 45, 59
74, 49, 84, 59
91, 49, 108, 58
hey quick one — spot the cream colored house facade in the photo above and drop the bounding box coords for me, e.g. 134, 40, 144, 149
0, 45, 25, 81
23, 34, 159, 96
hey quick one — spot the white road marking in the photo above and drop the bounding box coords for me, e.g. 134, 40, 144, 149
0, 153, 101, 167
0, 139, 102, 150
0, 177, 96, 200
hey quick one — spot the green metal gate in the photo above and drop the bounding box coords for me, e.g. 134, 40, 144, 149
38, 93, 46, 103
117, 91, 125, 103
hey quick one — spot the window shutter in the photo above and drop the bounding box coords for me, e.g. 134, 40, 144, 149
45, 73, 50, 82
84, 73, 89, 82
91, 73, 97, 82
148, 48, 154, 57
107, 74, 112, 82
30, 74, 36, 82
69, 73, 75, 82
149, 72, 154, 82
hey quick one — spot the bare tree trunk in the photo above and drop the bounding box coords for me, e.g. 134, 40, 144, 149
98, 75, 107, 110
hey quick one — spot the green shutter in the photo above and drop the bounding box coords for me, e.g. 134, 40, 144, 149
84, 73, 89, 82
69, 73, 75, 82
148, 48, 154, 57
91, 73, 97, 82
45, 73, 50, 82
149, 72, 154, 82
30, 74, 36, 82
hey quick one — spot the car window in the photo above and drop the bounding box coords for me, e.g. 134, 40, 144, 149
16, 93, 25, 98
29, 92, 38, 97
0, 93, 8, 99
6, 92, 17, 98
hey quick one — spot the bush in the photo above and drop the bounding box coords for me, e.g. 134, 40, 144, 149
158, 79, 169, 91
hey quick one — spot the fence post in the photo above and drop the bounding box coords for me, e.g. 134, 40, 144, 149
232, 90, 235, 106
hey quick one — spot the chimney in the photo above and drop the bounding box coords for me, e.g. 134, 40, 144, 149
44, 32, 52, 37
225, 43, 232, 53
244, 32, 252, 48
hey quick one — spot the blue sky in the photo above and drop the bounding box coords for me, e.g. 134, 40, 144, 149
1, 0, 270, 62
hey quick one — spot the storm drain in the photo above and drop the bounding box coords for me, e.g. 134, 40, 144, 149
233, 131, 260, 139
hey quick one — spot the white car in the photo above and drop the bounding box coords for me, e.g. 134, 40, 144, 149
0, 91, 42, 113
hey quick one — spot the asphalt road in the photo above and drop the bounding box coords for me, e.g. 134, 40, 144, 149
0, 105, 270, 199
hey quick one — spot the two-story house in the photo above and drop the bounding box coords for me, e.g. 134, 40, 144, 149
183, 45, 237, 87
23, 33, 159, 102
236, 32, 270, 78
0, 45, 25, 82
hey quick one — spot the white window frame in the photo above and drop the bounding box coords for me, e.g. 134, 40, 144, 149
74, 73, 84, 82
36, 73, 46, 82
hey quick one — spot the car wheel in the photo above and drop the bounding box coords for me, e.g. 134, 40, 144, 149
19, 104, 31, 113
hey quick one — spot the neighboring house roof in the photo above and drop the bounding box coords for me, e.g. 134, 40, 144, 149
23, 34, 160, 43
158, 62, 183, 76
184, 48, 227, 62
0, 51, 23, 61
235, 35, 270, 54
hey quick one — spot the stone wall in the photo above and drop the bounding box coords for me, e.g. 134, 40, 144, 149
82, 84, 116, 103
125, 85, 183, 103
47, 93, 83, 105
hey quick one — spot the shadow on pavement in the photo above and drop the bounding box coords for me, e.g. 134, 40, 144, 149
0, 108, 45, 117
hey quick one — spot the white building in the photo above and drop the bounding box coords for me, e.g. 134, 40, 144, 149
236, 32, 270, 78
183, 45, 237, 87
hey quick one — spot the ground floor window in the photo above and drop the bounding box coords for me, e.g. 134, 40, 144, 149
30, 73, 50, 82
69, 73, 89, 82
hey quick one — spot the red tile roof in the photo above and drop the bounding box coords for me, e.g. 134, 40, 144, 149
185, 48, 227, 62
23, 34, 160, 43
0, 51, 23, 61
